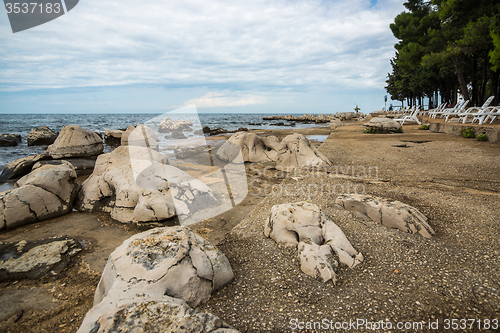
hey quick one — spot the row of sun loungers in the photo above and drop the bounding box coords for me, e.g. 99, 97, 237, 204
390, 96, 500, 125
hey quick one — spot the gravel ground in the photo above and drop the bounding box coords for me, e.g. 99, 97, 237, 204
1, 123, 499, 332
198, 123, 500, 332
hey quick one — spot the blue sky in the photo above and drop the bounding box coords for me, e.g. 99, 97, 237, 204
0, 0, 405, 114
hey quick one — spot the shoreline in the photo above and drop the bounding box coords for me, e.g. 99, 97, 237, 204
1, 120, 499, 332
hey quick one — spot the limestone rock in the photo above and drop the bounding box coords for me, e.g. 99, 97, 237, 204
94, 227, 233, 307
79, 299, 238, 333
264, 202, 362, 283
216, 132, 280, 163
77, 227, 236, 333
32, 157, 97, 177
335, 194, 435, 238
0, 237, 81, 281
0, 163, 79, 230
103, 129, 123, 145
27, 126, 58, 146
158, 118, 193, 133
0, 153, 52, 181
0, 133, 21, 147
47, 125, 103, 159
364, 117, 402, 133
298, 242, 337, 283
121, 124, 159, 150
329, 120, 343, 129
276, 134, 331, 170
76, 146, 216, 224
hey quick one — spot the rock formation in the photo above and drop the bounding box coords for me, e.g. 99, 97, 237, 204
103, 129, 124, 145
276, 134, 331, 170
27, 126, 58, 146
158, 118, 193, 133
216, 132, 330, 171
0, 237, 81, 281
264, 202, 363, 283
0, 163, 79, 230
0, 133, 21, 146
121, 124, 159, 150
364, 117, 402, 133
76, 146, 216, 224
216, 132, 280, 163
77, 226, 237, 333
335, 194, 435, 238
47, 125, 103, 158
0, 152, 52, 181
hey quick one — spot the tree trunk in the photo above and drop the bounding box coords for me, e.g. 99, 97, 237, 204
451, 56, 470, 102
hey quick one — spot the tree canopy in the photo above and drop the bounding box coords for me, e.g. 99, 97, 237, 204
386, 0, 500, 108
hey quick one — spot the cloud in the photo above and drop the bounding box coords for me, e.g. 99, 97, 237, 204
177, 92, 267, 108
0, 0, 404, 92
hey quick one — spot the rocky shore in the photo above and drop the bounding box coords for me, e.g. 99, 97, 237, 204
0, 117, 499, 332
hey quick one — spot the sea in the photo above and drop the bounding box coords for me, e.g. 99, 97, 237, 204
0, 113, 327, 186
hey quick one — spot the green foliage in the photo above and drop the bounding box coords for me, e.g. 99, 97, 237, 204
363, 127, 380, 134
477, 134, 488, 141
460, 127, 476, 138
419, 124, 430, 130
354, 104, 361, 112
387, 0, 500, 107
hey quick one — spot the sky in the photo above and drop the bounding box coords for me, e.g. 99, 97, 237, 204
0, 0, 406, 114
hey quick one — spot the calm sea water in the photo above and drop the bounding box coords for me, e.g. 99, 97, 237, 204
0, 113, 325, 177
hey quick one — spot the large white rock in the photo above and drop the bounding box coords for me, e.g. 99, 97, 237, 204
47, 125, 103, 158
80, 298, 238, 333
216, 132, 280, 163
364, 117, 402, 133
76, 146, 216, 224
0, 163, 79, 231
264, 202, 362, 283
216, 132, 330, 171
335, 194, 435, 238
77, 226, 236, 333
276, 134, 331, 170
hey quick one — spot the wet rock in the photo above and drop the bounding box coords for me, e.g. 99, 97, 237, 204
158, 118, 193, 133
77, 226, 236, 333
32, 157, 97, 177
276, 134, 331, 170
0, 237, 81, 281
103, 129, 123, 145
165, 131, 187, 140
335, 194, 435, 238
0, 153, 52, 181
47, 125, 103, 159
0, 163, 79, 230
364, 117, 402, 133
0, 133, 22, 147
27, 126, 58, 146
264, 201, 362, 283
203, 126, 228, 136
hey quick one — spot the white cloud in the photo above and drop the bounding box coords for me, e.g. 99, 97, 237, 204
177, 92, 267, 108
0, 0, 404, 92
